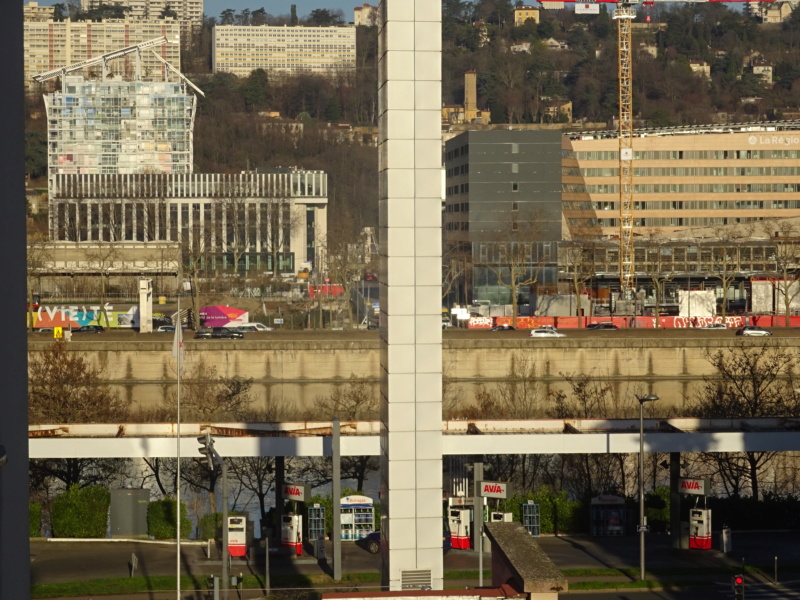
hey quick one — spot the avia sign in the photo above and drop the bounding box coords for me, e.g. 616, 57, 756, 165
678, 478, 710, 496
282, 483, 310, 502
479, 481, 508, 499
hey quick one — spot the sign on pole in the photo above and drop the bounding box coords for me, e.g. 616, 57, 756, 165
479, 481, 508, 499
678, 478, 710, 496
282, 483, 310, 502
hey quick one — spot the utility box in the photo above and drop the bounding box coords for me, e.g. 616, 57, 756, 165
110, 489, 149, 538
590, 495, 625, 537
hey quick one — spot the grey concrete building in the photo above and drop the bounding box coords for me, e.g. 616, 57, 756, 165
443, 130, 564, 305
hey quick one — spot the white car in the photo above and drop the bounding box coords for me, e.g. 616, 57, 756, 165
701, 322, 728, 329
530, 327, 566, 338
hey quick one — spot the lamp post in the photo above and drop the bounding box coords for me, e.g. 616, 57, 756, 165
637, 394, 659, 582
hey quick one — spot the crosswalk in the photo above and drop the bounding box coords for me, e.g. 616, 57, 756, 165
715, 582, 800, 599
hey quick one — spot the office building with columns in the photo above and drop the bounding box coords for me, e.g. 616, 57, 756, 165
48, 170, 328, 274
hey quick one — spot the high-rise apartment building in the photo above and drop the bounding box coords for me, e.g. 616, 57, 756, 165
24, 20, 181, 93
79, 0, 202, 23
23, 1, 54, 22
212, 25, 357, 78
44, 75, 195, 183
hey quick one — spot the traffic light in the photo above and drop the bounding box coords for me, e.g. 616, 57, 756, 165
197, 431, 215, 470
732, 574, 745, 599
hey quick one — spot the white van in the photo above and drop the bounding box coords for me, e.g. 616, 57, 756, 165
225, 322, 273, 332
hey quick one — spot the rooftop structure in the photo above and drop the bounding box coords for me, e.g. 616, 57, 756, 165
78, 0, 203, 23
24, 19, 182, 93
23, 1, 54, 22
212, 25, 356, 78
353, 3, 378, 26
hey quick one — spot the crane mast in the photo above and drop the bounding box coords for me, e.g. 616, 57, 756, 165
615, 4, 636, 293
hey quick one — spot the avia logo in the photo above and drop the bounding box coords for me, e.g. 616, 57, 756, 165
285, 486, 302, 496
681, 481, 701, 490
483, 484, 503, 493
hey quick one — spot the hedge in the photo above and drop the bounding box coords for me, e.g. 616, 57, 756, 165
147, 498, 192, 539
29, 502, 42, 537
197, 510, 247, 541
50, 485, 110, 538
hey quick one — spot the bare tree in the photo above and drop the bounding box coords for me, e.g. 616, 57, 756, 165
705, 229, 743, 319
560, 236, 599, 326
182, 217, 215, 327
642, 234, 676, 325
324, 233, 368, 330
85, 242, 120, 327
263, 195, 302, 277
687, 343, 800, 500
27, 234, 51, 332
28, 341, 129, 424
762, 220, 800, 326
480, 215, 547, 327
165, 358, 255, 421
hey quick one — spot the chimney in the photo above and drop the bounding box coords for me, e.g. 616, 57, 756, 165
464, 71, 477, 113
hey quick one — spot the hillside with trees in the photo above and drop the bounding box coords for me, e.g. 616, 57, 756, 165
26, 0, 800, 245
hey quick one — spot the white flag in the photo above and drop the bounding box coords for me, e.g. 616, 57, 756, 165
171, 323, 185, 364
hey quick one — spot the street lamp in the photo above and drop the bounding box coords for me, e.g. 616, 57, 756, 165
637, 393, 659, 582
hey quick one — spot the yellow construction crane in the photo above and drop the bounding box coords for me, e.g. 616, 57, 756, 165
542, 0, 762, 294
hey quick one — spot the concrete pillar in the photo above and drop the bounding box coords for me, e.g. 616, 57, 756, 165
138, 278, 153, 333
378, 0, 443, 591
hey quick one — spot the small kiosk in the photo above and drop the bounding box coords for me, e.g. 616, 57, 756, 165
340, 495, 374, 541
590, 495, 626, 536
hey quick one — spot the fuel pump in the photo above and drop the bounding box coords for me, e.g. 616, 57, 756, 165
281, 513, 303, 556
689, 507, 712, 549
448, 508, 472, 549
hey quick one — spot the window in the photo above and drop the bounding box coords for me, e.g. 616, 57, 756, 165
511, 163, 519, 174
512, 202, 519, 211
511, 143, 519, 154
512, 183, 519, 192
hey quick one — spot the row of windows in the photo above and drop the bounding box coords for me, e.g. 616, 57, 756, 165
569, 149, 800, 160
595, 216, 764, 228
583, 200, 800, 211
567, 183, 800, 194
445, 164, 469, 178
445, 145, 469, 161
446, 183, 470, 196
445, 222, 470, 231
445, 202, 470, 213
576, 166, 800, 177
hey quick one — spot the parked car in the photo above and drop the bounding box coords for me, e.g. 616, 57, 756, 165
530, 327, 566, 338
586, 322, 619, 330
736, 325, 773, 337
156, 325, 176, 333
490, 324, 515, 331
701, 322, 728, 330
360, 531, 381, 554
211, 327, 244, 339
36, 327, 54, 333
72, 325, 105, 333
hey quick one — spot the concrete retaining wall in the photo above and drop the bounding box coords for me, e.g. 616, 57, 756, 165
28, 338, 800, 416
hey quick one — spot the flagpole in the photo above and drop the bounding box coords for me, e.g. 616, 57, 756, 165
176, 292, 182, 600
